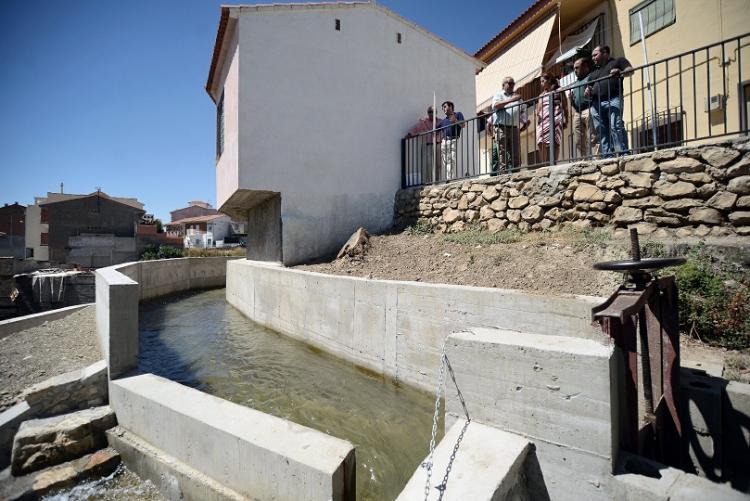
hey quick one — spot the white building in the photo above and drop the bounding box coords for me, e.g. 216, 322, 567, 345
166, 214, 233, 249
206, 2, 482, 265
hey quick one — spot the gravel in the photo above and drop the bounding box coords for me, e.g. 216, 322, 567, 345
0, 306, 100, 412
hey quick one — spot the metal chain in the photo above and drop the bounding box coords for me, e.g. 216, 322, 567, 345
422, 344, 448, 501
422, 337, 471, 501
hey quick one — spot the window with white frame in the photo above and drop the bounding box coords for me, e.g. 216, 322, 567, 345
630, 0, 675, 44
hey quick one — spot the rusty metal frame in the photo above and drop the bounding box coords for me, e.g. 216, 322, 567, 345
592, 277, 682, 466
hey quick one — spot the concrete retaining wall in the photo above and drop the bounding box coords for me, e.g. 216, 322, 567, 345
110, 374, 355, 501
0, 304, 92, 340
95, 257, 236, 377
226, 259, 603, 392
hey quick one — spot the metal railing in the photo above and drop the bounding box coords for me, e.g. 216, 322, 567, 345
402, 32, 750, 189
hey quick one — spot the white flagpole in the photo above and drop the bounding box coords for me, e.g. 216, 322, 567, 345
639, 12, 658, 150
433, 91, 437, 183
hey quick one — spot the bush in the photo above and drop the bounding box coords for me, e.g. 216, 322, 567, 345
669, 247, 749, 349
183, 247, 245, 257
139, 245, 183, 261
404, 219, 433, 236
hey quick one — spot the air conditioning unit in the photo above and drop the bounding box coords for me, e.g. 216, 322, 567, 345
705, 94, 725, 112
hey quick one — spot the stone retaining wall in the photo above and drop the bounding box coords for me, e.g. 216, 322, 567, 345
394, 137, 750, 237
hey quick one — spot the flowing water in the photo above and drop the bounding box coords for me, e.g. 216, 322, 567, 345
42, 463, 164, 500
137, 288, 441, 501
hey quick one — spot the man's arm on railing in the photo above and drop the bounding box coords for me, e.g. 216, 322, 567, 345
493, 93, 522, 109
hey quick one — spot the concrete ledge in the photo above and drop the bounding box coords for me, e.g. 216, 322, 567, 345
110, 374, 355, 501
107, 427, 245, 501
0, 304, 93, 340
445, 328, 618, 501
396, 419, 549, 500
226, 259, 604, 392
613, 452, 750, 501
0, 360, 108, 470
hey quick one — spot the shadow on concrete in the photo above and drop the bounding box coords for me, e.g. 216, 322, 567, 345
680, 368, 750, 492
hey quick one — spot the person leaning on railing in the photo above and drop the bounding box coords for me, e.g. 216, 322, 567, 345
437, 101, 465, 181
491, 76, 525, 173
585, 45, 633, 155
569, 58, 600, 158
405, 106, 443, 183
536, 73, 568, 163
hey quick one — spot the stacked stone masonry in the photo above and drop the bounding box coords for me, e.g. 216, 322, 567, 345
394, 137, 750, 238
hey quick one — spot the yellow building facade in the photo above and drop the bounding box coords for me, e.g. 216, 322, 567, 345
475, 0, 750, 167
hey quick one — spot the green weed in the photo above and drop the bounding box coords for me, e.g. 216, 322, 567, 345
668, 246, 749, 349
442, 224, 522, 246
404, 219, 433, 236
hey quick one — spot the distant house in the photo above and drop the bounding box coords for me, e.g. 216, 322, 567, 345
25, 191, 145, 267
206, 2, 482, 265
0, 202, 26, 259
166, 201, 245, 248
170, 200, 219, 222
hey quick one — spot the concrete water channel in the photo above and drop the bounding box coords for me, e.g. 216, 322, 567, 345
138, 287, 439, 501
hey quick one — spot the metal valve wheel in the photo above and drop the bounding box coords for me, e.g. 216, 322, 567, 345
593, 257, 685, 272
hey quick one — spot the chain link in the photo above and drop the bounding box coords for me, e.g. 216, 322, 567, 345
422, 337, 471, 501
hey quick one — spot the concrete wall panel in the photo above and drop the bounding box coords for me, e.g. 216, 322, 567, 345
444, 328, 618, 501
226, 260, 604, 392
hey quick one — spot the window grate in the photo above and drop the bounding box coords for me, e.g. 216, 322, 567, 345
216, 92, 224, 159
630, 0, 676, 44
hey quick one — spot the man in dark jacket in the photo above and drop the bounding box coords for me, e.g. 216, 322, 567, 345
585, 45, 633, 155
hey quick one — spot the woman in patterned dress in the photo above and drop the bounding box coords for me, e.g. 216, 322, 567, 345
535, 73, 568, 164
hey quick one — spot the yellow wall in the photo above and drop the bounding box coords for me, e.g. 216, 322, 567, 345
609, 0, 750, 144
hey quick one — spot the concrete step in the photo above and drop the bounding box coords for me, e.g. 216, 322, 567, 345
106, 426, 246, 501
11, 405, 116, 475
0, 447, 120, 501
396, 419, 549, 500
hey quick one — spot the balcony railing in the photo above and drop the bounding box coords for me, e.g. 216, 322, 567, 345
402, 32, 750, 189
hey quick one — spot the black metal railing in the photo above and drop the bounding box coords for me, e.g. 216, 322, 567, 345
402, 32, 750, 189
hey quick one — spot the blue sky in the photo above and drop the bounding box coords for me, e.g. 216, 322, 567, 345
0, 0, 531, 221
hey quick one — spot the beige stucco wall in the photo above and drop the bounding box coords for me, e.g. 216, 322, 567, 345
215, 28, 240, 215
23, 204, 48, 262
213, 4, 480, 265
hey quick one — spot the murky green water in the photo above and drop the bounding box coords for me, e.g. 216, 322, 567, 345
138, 288, 441, 501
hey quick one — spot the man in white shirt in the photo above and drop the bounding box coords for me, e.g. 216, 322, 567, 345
491, 77, 525, 173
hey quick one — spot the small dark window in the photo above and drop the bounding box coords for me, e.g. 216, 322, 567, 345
335, 19, 341, 31
397, 33, 402, 44
40, 207, 48, 223
40, 232, 48, 246
216, 92, 224, 159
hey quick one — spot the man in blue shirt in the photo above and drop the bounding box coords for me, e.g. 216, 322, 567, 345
438, 101, 465, 181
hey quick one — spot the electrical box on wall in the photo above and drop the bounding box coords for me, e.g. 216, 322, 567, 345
705, 94, 725, 112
